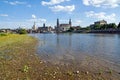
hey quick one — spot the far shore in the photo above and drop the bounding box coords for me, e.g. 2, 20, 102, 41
0, 33, 120, 80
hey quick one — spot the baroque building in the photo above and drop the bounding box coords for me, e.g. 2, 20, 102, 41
37, 23, 53, 33
94, 20, 107, 25
56, 18, 72, 32
90, 20, 107, 29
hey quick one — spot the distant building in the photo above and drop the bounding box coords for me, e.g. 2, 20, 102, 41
89, 20, 107, 29
94, 20, 107, 25
72, 26, 81, 31
59, 24, 71, 31
69, 19, 72, 27
37, 23, 53, 33
56, 18, 72, 32
0, 29, 12, 33
56, 18, 60, 32
32, 22, 36, 30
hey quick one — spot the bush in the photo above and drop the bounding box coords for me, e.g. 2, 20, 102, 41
0, 33, 8, 36
67, 27, 74, 32
18, 29, 27, 34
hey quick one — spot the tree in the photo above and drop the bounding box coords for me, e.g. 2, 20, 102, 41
18, 29, 27, 34
101, 24, 108, 30
85, 27, 90, 30
107, 23, 117, 29
67, 27, 74, 32
94, 24, 101, 30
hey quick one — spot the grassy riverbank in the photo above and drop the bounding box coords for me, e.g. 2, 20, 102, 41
0, 34, 39, 80
0, 34, 120, 80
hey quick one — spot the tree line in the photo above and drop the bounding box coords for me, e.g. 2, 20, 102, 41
90, 22, 120, 30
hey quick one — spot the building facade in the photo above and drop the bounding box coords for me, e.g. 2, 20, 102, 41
56, 18, 72, 32
37, 23, 53, 33
94, 20, 107, 25
90, 20, 107, 29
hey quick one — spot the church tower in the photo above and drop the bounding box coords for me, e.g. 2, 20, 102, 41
69, 19, 72, 27
57, 18, 59, 28
56, 18, 60, 33
32, 22, 36, 30
43, 23, 45, 27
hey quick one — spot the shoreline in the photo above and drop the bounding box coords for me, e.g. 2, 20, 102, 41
0, 34, 120, 80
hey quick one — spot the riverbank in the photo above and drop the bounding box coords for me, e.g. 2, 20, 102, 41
0, 34, 39, 79
0, 34, 120, 80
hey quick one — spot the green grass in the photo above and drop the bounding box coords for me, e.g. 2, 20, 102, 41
0, 34, 38, 80
0, 33, 8, 36
0, 34, 34, 47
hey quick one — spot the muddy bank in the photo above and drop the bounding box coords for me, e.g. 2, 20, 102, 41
38, 52, 120, 80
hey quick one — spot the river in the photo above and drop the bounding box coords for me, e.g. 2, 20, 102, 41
30, 33, 120, 71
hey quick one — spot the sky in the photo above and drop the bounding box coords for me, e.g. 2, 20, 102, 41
0, 0, 120, 29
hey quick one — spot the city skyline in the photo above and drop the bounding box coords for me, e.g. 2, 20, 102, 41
0, 0, 120, 29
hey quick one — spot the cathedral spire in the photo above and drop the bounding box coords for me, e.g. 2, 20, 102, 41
57, 18, 59, 28
69, 19, 72, 27
32, 21, 36, 30
56, 18, 60, 33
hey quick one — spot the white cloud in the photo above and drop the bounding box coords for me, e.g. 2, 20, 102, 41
0, 14, 8, 17
41, 0, 70, 6
83, 0, 120, 8
49, 5, 75, 13
31, 14, 46, 23
4, 1, 26, 5
85, 11, 116, 22
32, 14, 36, 19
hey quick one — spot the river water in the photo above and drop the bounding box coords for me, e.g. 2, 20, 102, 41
30, 33, 120, 70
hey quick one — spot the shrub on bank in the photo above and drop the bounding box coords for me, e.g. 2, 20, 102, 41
0, 33, 8, 36
18, 29, 27, 34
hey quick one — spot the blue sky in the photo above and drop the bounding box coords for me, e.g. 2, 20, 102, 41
0, 0, 120, 29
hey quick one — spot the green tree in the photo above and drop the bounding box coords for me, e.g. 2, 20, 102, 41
94, 24, 101, 30
68, 27, 74, 32
101, 24, 108, 30
18, 29, 27, 34
107, 23, 117, 29
85, 27, 90, 30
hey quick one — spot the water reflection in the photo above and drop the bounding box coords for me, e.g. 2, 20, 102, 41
30, 33, 120, 65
